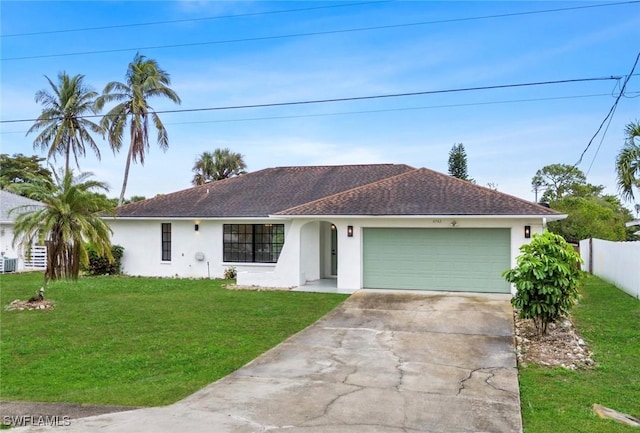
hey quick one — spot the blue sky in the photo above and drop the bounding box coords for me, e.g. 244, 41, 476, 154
1, 1, 638, 203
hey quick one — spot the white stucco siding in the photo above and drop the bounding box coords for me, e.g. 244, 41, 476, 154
300, 221, 321, 282
0, 223, 18, 260
108, 215, 545, 292
110, 218, 298, 282
0, 223, 21, 270
109, 219, 217, 278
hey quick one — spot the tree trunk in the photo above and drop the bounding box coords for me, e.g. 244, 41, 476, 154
118, 145, 134, 206
65, 141, 71, 177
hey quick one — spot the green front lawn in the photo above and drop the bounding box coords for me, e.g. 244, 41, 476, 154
0, 272, 347, 407
519, 275, 640, 432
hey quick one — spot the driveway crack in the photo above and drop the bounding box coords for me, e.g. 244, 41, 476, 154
457, 367, 519, 398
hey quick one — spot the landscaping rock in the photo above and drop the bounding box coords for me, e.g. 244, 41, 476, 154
514, 313, 595, 369
5, 299, 54, 311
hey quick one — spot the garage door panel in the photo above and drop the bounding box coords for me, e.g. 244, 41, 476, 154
363, 228, 510, 293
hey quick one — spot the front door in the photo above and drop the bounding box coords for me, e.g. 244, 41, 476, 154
331, 224, 338, 275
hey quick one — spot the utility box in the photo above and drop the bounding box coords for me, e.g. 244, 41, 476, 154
2, 257, 17, 273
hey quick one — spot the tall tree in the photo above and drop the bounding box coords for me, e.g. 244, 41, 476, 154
192, 148, 247, 185
547, 194, 632, 243
447, 143, 472, 182
10, 169, 115, 281
27, 73, 103, 175
531, 164, 587, 202
96, 53, 181, 206
0, 153, 53, 189
615, 120, 640, 202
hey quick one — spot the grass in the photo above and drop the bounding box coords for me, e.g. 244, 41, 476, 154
519, 275, 640, 433
0, 272, 348, 407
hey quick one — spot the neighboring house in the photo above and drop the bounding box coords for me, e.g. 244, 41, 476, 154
0, 190, 47, 272
109, 164, 565, 294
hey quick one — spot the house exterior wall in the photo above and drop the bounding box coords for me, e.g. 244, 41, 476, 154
331, 217, 543, 293
108, 216, 544, 292
0, 223, 46, 272
300, 221, 321, 282
109, 218, 293, 280
0, 223, 20, 270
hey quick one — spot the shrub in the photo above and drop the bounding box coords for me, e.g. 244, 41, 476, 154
223, 266, 237, 280
84, 244, 124, 276
503, 231, 583, 335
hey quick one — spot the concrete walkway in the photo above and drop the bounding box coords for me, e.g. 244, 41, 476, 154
14, 290, 522, 433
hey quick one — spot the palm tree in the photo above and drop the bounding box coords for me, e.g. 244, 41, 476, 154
10, 169, 115, 281
615, 121, 640, 202
192, 148, 247, 185
96, 53, 181, 205
27, 73, 103, 175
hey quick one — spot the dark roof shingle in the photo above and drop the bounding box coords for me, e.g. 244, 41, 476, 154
115, 164, 414, 217
276, 168, 560, 216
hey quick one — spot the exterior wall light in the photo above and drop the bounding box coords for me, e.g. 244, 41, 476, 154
194, 224, 199, 232
524, 225, 531, 239
347, 225, 354, 237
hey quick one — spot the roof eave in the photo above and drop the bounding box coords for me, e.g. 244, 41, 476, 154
270, 213, 567, 220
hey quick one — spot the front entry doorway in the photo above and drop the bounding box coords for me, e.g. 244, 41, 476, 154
331, 224, 338, 276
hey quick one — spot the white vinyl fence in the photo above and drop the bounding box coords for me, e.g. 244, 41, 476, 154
23, 245, 47, 270
579, 238, 640, 299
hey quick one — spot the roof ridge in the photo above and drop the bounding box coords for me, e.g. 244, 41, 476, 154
271, 163, 415, 170
416, 166, 555, 212
277, 168, 420, 214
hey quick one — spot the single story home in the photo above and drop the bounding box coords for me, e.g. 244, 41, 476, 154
109, 164, 565, 293
0, 190, 47, 272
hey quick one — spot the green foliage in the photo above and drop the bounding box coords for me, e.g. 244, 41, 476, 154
10, 169, 115, 281
532, 163, 634, 242
96, 53, 181, 205
224, 266, 237, 280
531, 163, 589, 202
128, 195, 146, 203
447, 143, 473, 182
519, 275, 640, 433
615, 120, 640, 202
0, 272, 347, 406
84, 244, 124, 275
192, 148, 247, 185
503, 231, 583, 335
0, 153, 53, 189
27, 73, 103, 175
548, 194, 633, 242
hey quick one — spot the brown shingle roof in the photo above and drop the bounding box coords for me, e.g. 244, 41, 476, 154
276, 168, 560, 216
115, 164, 415, 218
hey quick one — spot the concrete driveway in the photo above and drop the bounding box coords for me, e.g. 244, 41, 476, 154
15, 290, 522, 433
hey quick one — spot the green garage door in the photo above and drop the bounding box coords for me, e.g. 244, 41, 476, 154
363, 228, 511, 293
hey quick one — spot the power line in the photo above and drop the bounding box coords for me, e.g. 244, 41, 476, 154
586, 103, 618, 176
0, 76, 623, 124
2, 92, 625, 134
166, 93, 629, 126
0, 1, 390, 38
575, 52, 640, 167
3, 1, 638, 61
